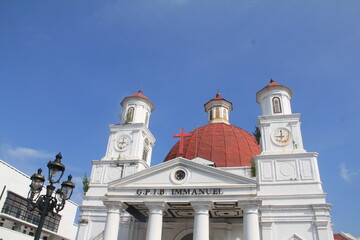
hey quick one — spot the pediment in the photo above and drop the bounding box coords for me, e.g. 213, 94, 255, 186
109, 157, 256, 189
287, 234, 303, 240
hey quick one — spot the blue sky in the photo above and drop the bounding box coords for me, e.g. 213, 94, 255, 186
1, 0, 360, 236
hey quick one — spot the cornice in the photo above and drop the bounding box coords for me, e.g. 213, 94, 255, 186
254, 152, 318, 159
258, 113, 301, 122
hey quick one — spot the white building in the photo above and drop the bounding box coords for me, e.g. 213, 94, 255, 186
76, 82, 334, 240
0, 160, 78, 240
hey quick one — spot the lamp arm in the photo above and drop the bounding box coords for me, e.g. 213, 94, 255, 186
55, 199, 66, 213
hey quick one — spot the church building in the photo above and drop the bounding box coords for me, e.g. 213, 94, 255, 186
76, 81, 334, 240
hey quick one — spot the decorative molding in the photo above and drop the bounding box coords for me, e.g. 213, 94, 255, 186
258, 113, 301, 122
287, 234, 303, 240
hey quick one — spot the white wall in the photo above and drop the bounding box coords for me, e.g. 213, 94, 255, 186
0, 160, 78, 240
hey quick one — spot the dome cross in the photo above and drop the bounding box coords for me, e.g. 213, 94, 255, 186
173, 128, 191, 156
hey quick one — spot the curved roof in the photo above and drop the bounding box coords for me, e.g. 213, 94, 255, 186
121, 90, 155, 111
129, 90, 149, 100
257, 79, 293, 100
164, 123, 260, 167
204, 93, 233, 111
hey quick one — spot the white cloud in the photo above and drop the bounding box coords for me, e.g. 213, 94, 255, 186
0, 144, 53, 175
0, 144, 52, 161
339, 163, 359, 181
6, 146, 52, 160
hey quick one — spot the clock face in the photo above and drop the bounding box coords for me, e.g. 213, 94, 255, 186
115, 135, 132, 151
271, 128, 291, 146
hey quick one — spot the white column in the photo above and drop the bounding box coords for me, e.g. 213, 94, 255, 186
243, 204, 260, 240
103, 202, 123, 240
225, 223, 232, 240
145, 202, 166, 240
191, 201, 212, 240
128, 218, 135, 240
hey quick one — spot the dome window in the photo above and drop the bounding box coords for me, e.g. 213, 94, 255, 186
223, 108, 228, 120
272, 97, 282, 114
215, 108, 220, 119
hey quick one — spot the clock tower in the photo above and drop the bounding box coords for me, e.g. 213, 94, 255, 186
254, 80, 333, 240
254, 80, 321, 185
256, 79, 305, 154
76, 91, 155, 240
103, 90, 155, 167
91, 90, 155, 188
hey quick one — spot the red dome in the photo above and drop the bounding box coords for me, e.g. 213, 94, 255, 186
164, 123, 260, 167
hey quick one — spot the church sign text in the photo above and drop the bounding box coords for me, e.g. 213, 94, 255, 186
136, 188, 223, 196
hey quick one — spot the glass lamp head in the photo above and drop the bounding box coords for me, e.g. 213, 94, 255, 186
47, 152, 65, 182
30, 168, 45, 193
60, 175, 75, 200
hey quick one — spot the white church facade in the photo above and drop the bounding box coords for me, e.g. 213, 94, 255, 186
76, 81, 334, 240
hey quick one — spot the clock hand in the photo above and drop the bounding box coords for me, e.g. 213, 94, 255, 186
275, 130, 285, 140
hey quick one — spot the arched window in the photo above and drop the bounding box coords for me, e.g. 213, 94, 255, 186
125, 107, 135, 123
142, 148, 148, 161
145, 112, 149, 126
272, 97, 282, 113
215, 108, 220, 118
181, 233, 193, 240
223, 108, 228, 120
209, 109, 213, 120
143, 139, 149, 161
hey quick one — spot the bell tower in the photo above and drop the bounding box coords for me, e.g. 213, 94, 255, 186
254, 80, 333, 240
77, 90, 156, 240
103, 90, 155, 167
88, 90, 155, 190
256, 80, 305, 154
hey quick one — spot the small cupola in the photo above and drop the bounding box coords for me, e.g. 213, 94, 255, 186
204, 93, 233, 124
256, 79, 293, 116
120, 90, 155, 126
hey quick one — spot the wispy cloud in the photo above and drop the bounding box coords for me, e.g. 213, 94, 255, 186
0, 144, 83, 205
6, 146, 52, 160
0, 144, 53, 175
339, 163, 360, 181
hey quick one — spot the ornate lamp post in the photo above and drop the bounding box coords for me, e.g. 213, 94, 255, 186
27, 153, 75, 240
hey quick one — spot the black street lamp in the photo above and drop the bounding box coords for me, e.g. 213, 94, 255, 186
27, 153, 75, 240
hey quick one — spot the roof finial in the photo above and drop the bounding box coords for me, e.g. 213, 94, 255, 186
270, 79, 274, 83
138, 89, 142, 94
